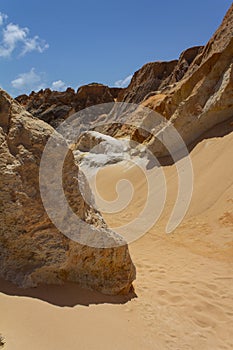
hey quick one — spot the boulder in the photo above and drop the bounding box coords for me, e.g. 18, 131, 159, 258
0, 89, 136, 295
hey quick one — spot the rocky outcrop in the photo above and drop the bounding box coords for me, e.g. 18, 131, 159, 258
159, 46, 204, 89
16, 84, 124, 128
0, 89, 135, 294
117, 60, 178, 104
130, 4, 233, 156
16, 87, 76, 128
117, 46, 203, 104
15, 5, 233, 159
75, 83, 115, 109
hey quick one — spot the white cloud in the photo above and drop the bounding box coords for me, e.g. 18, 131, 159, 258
0, 16, 49, 58
0, 12, 8, 26
114, 74, 133, 88
51, 80, 67, 91
11, 70, 69, 95
0, 23, 28, 57
20, 35, 49, 56
11, 68, 46, 93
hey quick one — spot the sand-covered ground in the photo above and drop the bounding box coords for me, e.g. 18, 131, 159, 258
1, 129, 233, 350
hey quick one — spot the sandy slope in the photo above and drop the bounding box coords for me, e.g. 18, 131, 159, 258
0, 130, 233, 350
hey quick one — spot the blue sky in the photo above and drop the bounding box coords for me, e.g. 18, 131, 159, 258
0, 0, 232, 96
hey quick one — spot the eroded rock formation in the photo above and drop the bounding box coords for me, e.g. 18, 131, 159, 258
117, 46, 204, 104
0, 89, 135, 294
137, 3, 233, 156
16, 84, 123, 128
99, 5, 233, 155
117, 60, 178, 104
16, 5, 233, 156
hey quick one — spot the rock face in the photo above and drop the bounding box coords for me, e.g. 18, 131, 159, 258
15, 6, 233, 156
105, 6, 232, 149
160, 46, 204, 88
16, 84, 123, 128
117, 46, 203, 104
130, 4, 233, 156
117, 60, 178, 104
0, 89, 135, 294
16, 87, 76, 127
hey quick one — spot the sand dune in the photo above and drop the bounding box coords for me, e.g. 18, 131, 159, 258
1, 129, 233, 349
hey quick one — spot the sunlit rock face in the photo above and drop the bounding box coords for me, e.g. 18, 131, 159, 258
103, 5, 233, 155
136, 4, 233, 156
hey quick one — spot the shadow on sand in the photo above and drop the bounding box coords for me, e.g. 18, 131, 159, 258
0, 278, 137, 307
147, 115, 233, 168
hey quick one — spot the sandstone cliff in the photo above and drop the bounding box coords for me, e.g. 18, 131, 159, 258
117, 60, 178, 103
105, 4, 232, 156
15, 6, 233, 156
0, 89, 135, 294
137, 3, 233, 156
116, 46, 204, 104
